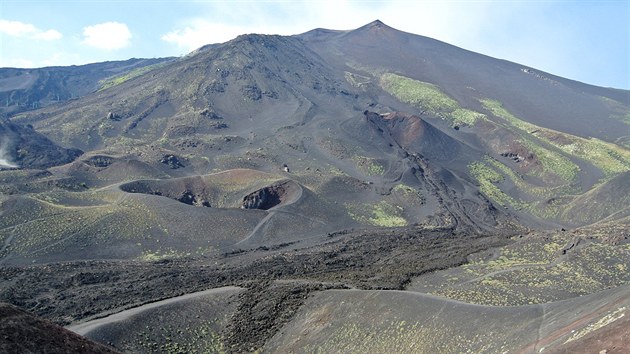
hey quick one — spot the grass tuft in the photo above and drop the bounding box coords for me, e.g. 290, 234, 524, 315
380, 73, 486, 127
346, 200, 407, 227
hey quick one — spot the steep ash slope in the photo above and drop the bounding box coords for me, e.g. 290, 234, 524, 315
12, 34, 350, 152
266, 284, 630, 353
300, 20, 630, 143
299, 20, 630, 226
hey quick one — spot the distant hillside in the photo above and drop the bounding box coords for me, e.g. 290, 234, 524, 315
0, 57, 173, 117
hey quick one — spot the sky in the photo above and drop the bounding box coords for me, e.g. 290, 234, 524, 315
0, 0, 628, 89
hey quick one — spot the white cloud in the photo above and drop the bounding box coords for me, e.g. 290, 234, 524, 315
82, 22, 132, 50
0, 20, 37, 36
32, 29, 63, 41
0, 19, 62, 40
161, 21, 245, 51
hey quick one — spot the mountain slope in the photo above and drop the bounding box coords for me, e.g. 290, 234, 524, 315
1, 20, 629, 264
266, 284, 630, 353
0, 20, 629, 353
299, 20, 630, 226
300, 20, 630, 143
0, 58, 173, 117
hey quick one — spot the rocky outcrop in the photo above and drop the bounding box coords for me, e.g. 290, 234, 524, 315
160, 154, 185, 169
106, 112, 121, 121
242, 185, 284, 210
177, 190, 211, 207
84, 155, 115, 168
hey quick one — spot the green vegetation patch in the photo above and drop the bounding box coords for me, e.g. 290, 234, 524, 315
553, 136, 630, 177
352, 156, 384, 176
468, 161, 521, 209
484, 156, 575, 198
450, 108, 487, 126
99, 63, 166, 91
479, 99, 529, 131
380, 73, 486, 127
392, 184, 416, 195
481, 98, 630, 178
481, 157, 582, 219
601, 96, 630, 125
476, 98, 630, 222
346, 201, 407, 227
381, 73, 458, 113
480, 99, 580, 182
521, 139, 579, 182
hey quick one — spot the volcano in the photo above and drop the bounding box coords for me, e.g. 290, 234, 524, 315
1, 20, 629, 353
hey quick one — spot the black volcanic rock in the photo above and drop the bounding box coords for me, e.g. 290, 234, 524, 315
160, 154, 186, 169
83, 155, 115, 168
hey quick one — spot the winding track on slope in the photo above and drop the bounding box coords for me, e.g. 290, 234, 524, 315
66, 286, 242, 336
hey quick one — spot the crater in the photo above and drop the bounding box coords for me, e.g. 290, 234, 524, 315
119, 173, 301, 210
120, 177, 213, 208
241, 181, 301, 210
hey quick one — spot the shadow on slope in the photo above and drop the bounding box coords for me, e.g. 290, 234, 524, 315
0, 118, 82, 169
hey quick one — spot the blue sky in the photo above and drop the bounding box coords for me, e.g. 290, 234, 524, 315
1, 0, 628, 89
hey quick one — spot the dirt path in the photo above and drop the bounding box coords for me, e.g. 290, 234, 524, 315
234, 211, 276, 247
66, 286, 242, 336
